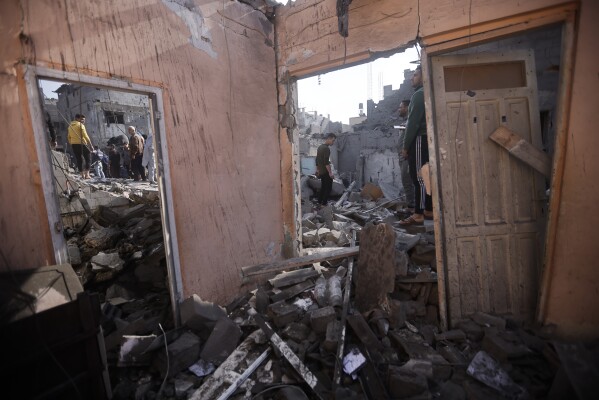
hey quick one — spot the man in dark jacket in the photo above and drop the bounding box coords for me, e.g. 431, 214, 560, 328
127, 126, 146, 181
399, 65, 433, 225
315, 133, 336, 206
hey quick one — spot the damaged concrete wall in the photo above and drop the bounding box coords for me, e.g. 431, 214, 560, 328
275, 0, 599, 338
0, 0, 282, 304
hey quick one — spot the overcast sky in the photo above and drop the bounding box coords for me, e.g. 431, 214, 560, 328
298, 46, 420, 125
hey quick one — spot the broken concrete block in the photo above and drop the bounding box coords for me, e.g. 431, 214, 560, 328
482, 329, 531, 362
396, 231, 421, 251
268, 301, 301, 328
388, 366, 428, 398
328, 274, 342, 307
396, 250, 409, 277
314, 276, 327, 307
154, 332, 201, 378
438, 343, 468, 366
282, 322, 311, 342
255, 288, 269, 314
200, 317, 242, 365
347, 314, 384, 351
106, 283, 135, 301
310, 306, 336, 334
90, 251, 124, 271
67, 243, 82, 265
303, 228, 331, 246
360, 183, 384, 200
188, 359, 216, 377
84, 226, 122, 249
434, 329, 466, 342
456, 319, 484, 341
348, 191, 361, 202
174, 379, 195, 398
118, 335, 156, 366
323, 320, 342, 352
180, 294, 227, 338
471, 312, 506, 329
466, 350, 527, 398
355, 222, 396, 312
399, 359, 434, 379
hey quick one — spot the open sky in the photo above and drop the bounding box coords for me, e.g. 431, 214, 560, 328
298, 46, 420, 125
40, 46, 420, 126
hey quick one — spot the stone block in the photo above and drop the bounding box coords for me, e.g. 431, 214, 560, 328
323, 320, 342, 352
434, 329, 466, 342
471, 312, 506, 329
67, 243, 81, 265
154, 332, 201, 378
282, 322, 311, 342
90, 251, 124, 271
309, 306, 336, 334
180, 295, 227, 338
84, 226, 122, 249
456, 319, 484, 342
268, 301, 301, 328
388, 366, 428, 398
482, 330, 530, 362
200, 317, 242, 365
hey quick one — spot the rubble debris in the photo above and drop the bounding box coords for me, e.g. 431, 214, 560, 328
200, 316, 243, 365
467, 350, 528, 399
343, 347, 366, 375
154, 331, 201, 378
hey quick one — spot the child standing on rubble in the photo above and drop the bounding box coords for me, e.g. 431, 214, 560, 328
91, 149, 105, 179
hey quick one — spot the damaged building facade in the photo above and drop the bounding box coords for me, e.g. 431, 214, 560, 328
0, 0, 598, 382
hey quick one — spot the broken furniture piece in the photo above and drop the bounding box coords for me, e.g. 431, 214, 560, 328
489, 125, 551, 177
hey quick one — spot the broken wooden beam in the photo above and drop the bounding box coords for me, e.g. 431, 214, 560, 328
247, 307, 329, 400
489, 126, 551, 177
333, 231, 356, 388
334, 180, 356, 208
241, 247, 360, 279
268, 268, 319, 288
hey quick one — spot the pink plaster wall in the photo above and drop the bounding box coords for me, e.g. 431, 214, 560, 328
0, 0, 283, 304
543, 0, 599, 339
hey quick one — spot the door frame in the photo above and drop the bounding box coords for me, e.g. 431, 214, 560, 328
23, 65, 184, 324
421, 4, 578, 330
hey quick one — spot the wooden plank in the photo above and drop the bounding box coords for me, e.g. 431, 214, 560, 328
270, 280, 315, 303
489, 126, 551, 177
241, 247, 360, 278
268, 268, 319, 288
247, 307, 329, 400
334, 180, 356, 208
333, 231, 356, 388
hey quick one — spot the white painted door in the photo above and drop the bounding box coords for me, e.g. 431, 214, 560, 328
431, 50, 546, 323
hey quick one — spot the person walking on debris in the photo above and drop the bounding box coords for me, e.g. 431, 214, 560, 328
142, 131, 157, 184
108, 144, 121, 179
67, 114, 94, 179
397, 99, 415, 212
127, 126, 146, 181
399, 65, 433, 225
91, 148, 106, 179
315, 133, 337, 207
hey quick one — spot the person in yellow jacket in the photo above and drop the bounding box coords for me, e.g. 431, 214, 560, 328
67, 114, 94, 179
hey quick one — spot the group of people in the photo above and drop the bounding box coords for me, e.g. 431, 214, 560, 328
315, 65, 433, 225
66, 114, 156, 183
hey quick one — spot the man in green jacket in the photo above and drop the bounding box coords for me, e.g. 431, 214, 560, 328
399, 65, 433, 225
316, 133, 337, 206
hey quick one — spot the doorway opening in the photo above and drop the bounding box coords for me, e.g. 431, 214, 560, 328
25, 66, 183, 389
295, 45, 443, 323
427, 23, 565, 326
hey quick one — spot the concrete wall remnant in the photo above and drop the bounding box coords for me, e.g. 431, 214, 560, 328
0, 0, 281, 305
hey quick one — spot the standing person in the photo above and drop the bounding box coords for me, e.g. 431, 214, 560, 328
127, 126, 146, 181
67, 114, 94, 179
315, 133, 337, 207
120, 144, 131, 178
108, 144, 121, 178
397, 99, 415, 212
91, 149, 105, 179
142, 131, 157, 184
399, 65, 433, 225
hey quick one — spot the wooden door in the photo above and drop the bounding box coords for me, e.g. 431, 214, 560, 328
431, 50, 546, 323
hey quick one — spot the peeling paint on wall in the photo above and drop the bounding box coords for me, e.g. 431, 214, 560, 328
162, 0, 217, 58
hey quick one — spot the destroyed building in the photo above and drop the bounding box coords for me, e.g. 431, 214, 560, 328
55, 84, 153, 148
1, 0, 598, 399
